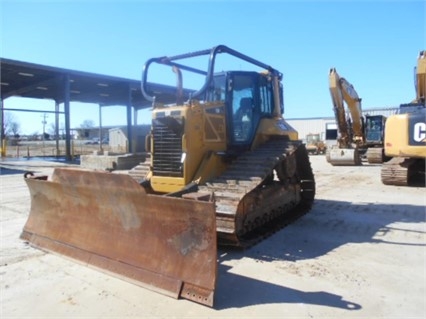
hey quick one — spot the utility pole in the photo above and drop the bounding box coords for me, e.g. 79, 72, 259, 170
0, 99, 5, 157
41, 113, 48, 155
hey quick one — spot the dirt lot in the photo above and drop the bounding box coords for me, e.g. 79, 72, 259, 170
0, 155, 425, 318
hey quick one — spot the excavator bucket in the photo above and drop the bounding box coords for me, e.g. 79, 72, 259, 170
20, 168, 217, 307
327, 148, 361, 166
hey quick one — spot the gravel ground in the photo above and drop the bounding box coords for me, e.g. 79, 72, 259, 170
0, 155, 425, 318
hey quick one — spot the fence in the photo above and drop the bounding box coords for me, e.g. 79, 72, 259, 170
1, 140, 115, 159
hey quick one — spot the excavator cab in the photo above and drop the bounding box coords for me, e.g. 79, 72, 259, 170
365, 115, 386, 144
364, 114, 387, 163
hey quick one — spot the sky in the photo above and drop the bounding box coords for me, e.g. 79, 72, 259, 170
1, 0, 425, 135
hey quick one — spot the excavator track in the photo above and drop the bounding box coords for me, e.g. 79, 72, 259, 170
381, 157, 425, 186
198, 139, 315, 247
366, 147, 384, 164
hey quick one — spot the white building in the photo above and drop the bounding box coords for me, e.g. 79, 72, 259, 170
287, 106, 399, 147
108, 125, 151, 153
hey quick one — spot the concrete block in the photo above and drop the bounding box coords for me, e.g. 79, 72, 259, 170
80, 152, 147, 171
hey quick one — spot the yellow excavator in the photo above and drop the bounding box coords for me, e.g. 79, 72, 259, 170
327, 68, 387, 165
381, 50, 426, 186
21, 45, 315, 307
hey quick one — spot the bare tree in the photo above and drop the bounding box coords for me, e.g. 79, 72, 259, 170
78, 119, 95, 139
4, 112, 21, 137
59, 122, 65, 139
80, 119, 95, 128
30, 131, 39, 141
48, 122, 56, 137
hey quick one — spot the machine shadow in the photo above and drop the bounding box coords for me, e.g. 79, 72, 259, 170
215, 265, 361, 310
227, 199, 425, 263
0, 167, 29, 176
214, 198, 425, 309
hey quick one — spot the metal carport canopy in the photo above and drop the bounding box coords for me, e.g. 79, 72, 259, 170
0, 57, 184, 157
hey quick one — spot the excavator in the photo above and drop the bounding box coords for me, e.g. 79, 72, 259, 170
20, 45, 315, 307
381, 50, 426, 186
327, 68, 386, 165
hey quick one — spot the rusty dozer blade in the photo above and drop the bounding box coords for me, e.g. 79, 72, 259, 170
21, 168, 217, 307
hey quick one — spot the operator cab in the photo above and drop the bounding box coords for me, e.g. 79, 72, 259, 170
365, 115, 386, 144
206, 71, 282, 148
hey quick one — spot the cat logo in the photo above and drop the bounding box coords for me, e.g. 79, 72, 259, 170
413, 122, 426, 143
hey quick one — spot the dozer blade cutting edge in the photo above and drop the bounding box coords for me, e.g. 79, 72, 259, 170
21, 168, 217, 307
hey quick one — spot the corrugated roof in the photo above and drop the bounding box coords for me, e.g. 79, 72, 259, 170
0, 58, 191, 109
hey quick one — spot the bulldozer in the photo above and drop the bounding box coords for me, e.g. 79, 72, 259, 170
305, 133, 327, 155
21, 45, 315, 307
381, 50, 426, 186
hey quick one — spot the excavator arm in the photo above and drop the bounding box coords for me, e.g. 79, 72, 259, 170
339, 77, 364, 145
415, 50, 426, 103
328, 68, 350, 148
327, 68, 365, 165
328, 68, 365, 147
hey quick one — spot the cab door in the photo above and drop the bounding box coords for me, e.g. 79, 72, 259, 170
228, 72, 259, 146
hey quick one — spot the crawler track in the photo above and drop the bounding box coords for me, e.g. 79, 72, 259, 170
381, 157, 425, 186
130, 139, 316, 248
366, 147, 384, 164
198, 139, 315, 247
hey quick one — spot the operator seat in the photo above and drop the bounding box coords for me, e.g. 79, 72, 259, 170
238, 97, 253, 121
234, 97, 253, 141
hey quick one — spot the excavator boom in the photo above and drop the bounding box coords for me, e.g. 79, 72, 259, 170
415, 50, 426, 102
328, 68, 350, 148
339, 78, 364, 143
